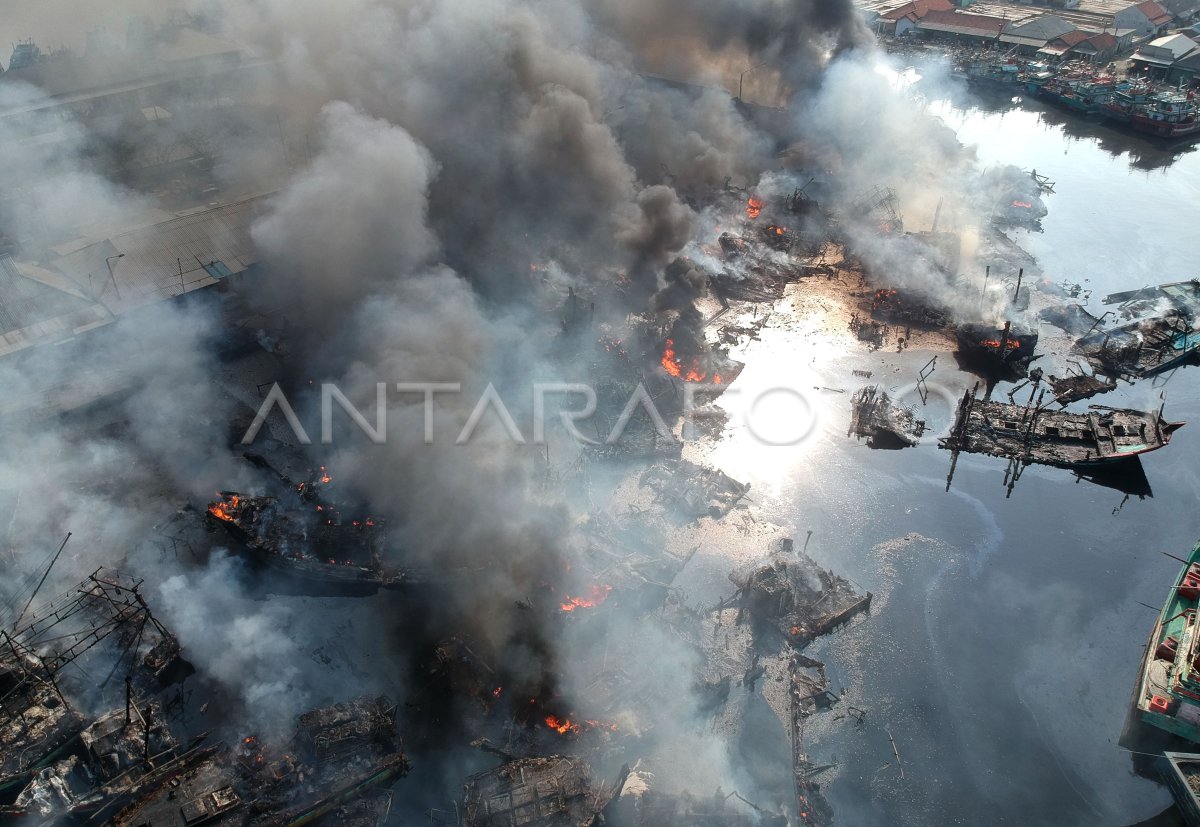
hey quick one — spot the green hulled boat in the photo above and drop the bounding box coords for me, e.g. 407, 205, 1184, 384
1125, 541, 1200, 748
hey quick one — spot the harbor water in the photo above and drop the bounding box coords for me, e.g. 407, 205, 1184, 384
702, 80, 1200, 826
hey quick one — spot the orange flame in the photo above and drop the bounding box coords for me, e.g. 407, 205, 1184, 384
746, 197, 764, 219
661, 339, 721, 383
208, 494, 240, 523
980, 339, 1021, 350
560, 583, 613, 613
1011, 200, 1032, 209
544, 714, 618, 735
545, 714, 575, 734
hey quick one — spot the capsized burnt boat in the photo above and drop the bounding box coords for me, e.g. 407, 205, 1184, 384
206, 490, 408, 594
847, 385, 925, 449
939, 389, 1183, 470
1122, 542, 1200, 752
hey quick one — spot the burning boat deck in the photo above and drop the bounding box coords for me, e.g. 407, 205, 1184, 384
109, 696, 408, 827
206, 484, 407, 595
955, 321, 1039, 381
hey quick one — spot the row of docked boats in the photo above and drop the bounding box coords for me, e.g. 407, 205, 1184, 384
964, 58, 1200, 139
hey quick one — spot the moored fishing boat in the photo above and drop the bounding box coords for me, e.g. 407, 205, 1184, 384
1129, 90, 1200, 139
1122, 542, 1200, 750
1036, 72, 1118, 115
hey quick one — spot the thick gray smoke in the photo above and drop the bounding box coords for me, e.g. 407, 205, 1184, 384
0, 0, 1023, 815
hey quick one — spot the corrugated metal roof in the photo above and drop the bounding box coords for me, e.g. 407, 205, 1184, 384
919, 9, 1008, 34
1004, 14, 1078, 41
0, 255, 113, 357
51, 194, 268, 310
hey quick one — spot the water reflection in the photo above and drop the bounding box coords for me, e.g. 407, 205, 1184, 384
911, 67, 1198, 172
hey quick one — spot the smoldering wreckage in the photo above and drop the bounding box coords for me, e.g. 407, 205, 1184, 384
0, 1, 1199, 825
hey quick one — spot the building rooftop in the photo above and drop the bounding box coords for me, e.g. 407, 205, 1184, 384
0, 28, 248, 119
0, 256, 111, 357
881, 0, 954, 20
1134, 0, 1176, 23
50, 195, 266, 311
1133, 30, 1200, 60
1004, 14, 1079, 41
1161, 0, 1200, 19
920, 8, 1009, 35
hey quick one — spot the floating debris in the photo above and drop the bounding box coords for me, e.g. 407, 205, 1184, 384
1048, 373, 1118, 405
639, 459, 750, 521
731, 548, 872, 647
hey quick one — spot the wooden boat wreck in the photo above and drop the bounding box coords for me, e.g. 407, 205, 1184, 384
108, 696, 408, 827
1074, 313, 1200, 380
847, 385, 925, 449
940, 388, 1183, 478
955, 321, 1039, 381
206, 490, 409, 595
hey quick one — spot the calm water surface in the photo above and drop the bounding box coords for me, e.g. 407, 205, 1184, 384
706, 88, 1200, 826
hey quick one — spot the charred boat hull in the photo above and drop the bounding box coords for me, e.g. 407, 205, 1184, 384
940, 389, 1183, 480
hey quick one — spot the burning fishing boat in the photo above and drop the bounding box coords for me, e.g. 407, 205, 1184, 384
847, 385, 925, 449
4, 700, 191, 822
108, 696, 409, 827
940, 388, 1183, 474
955, 321, 1039, 381
870, 289, 952, 329
0, 568, 194, 821
206, 488, 407, 595
1071, 279, 1200, 380
0, 657, 85, 805
659, 336, 739, 386
1122, 541, 1200, 753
